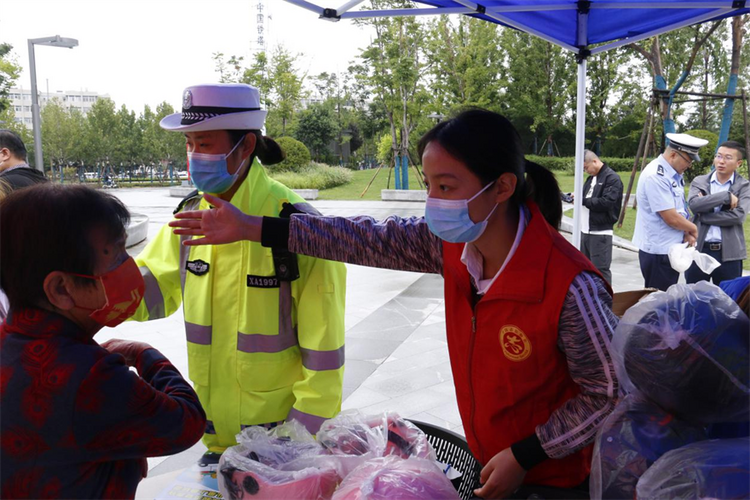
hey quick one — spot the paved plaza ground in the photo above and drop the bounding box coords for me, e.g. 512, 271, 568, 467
97, 186, 743, 496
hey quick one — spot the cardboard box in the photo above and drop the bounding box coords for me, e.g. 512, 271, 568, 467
612, 289, 657, 318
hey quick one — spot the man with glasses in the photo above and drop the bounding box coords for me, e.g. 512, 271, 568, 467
633, 133, 707, 290
686, 141, 750, 285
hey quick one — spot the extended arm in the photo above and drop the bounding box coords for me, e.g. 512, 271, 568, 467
171, 194, 444, 274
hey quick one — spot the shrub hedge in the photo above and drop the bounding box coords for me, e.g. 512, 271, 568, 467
269, 162, 353, 190
274, 137, 311, 171
526, 154, 653, 173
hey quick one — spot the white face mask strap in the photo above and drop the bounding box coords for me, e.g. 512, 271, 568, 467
482, 202, 500, 223
468, 180, 496, 203
227, 136, 245, 158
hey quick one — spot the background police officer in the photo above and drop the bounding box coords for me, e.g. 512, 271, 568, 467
633, 133, 707, 290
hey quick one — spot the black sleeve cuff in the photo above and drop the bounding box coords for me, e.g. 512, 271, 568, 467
510, 433, 549, 471
260, 216, 291, 249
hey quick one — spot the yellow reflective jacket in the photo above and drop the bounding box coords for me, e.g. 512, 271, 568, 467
133, 161, 346, 451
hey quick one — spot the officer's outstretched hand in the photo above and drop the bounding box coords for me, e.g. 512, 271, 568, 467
169, 193, 262, 246
473, 447, 526, 499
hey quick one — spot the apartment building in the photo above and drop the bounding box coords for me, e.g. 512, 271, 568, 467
8, 87, 110, 128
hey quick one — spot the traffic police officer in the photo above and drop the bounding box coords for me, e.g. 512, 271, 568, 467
633, 132, 707, 290
131, 84, 347, 461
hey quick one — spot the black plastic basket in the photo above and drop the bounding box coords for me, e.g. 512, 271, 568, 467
408, 419, 482, 500
405, 420, 591, 500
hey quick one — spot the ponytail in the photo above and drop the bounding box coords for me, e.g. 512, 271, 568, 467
523, 160, 562, 229
228, 130, 286, 166
254, 134, 285, 165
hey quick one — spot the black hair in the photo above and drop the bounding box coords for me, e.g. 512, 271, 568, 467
228, 130, 286, 166
417, 109, 562, 229
0, 129, 28, 161
718, 140, 746, 160
0, 184, 130, 310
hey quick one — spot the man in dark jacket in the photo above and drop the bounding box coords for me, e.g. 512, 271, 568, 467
0, 129, 47, 190
577, 150, 623, 284
687, 141, 750, 285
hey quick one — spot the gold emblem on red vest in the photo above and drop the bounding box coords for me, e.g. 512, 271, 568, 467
499, 325, 532, 361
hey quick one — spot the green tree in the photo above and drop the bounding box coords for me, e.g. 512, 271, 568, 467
0, 43, 21, 113
424, 15, 505, 114
115, 104, 141, 170
84, 97, 119, 166
295, 104, 339, 162
501, 29, 576, 155
586, 48, 644, 154
41, 98, 86, 171
147, 102, 185, 170
271, 46, 305, 136
355, 0, 429, 169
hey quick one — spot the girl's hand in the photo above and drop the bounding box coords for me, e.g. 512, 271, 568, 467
473, 447, 527, 499
169, 193, 262, 246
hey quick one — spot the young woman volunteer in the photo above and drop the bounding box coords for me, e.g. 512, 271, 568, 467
171, 109, 619, 499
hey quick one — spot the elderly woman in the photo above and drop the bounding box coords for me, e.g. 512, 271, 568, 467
0, 184, 205, 499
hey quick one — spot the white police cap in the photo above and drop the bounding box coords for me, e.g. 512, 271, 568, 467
666, 132, 709, 162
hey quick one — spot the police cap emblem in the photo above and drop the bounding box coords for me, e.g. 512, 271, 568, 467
183, 89, 193, 110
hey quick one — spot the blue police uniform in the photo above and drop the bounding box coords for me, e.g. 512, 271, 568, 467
633, 155, 689, 290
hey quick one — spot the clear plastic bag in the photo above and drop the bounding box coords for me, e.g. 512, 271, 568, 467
236, 419, 325, 468
218, 421, 342, 500
317, 410, 434, 460
636, 438, 750, 500
331, 456, 461, 500
668, 242, 720, 273
589, 393, 708, 499
612, 282, 750, 424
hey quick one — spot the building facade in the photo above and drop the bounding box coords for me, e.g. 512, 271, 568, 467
8, 87, 109, 128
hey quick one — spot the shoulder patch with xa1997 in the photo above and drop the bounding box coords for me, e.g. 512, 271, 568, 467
186, 259, 209, 276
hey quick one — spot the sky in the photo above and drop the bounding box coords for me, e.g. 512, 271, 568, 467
2, 0, 376, 113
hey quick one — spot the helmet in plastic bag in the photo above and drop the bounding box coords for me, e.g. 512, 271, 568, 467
589, 393, 707, 499
613, 282, 749, 424
636, 438, 750, 500
331, 456, 460, 500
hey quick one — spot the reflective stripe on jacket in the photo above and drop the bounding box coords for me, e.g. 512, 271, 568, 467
133, 160, 346, 451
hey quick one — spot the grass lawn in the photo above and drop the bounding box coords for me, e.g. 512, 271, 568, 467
318, 167, 425, 201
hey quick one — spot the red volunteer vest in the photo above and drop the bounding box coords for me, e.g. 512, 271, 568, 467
442, 201, 608, 488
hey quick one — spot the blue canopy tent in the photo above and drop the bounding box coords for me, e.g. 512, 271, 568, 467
284, 0, 749, 248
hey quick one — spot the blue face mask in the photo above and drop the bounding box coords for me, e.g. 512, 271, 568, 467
188, 138, 246, 194
424, 181, 498, 243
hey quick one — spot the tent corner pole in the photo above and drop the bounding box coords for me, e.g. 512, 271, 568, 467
572, 58, 587, 250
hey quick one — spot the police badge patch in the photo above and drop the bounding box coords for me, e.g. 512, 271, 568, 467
657, 165, 665, 176
186, 259, 209, 276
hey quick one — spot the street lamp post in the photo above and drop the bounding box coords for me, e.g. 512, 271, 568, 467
28, 35, 78, 173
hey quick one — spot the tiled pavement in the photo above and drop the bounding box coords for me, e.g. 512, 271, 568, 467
99, 187, 678, 494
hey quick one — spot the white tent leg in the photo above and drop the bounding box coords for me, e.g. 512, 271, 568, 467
572, 58, 587, 250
